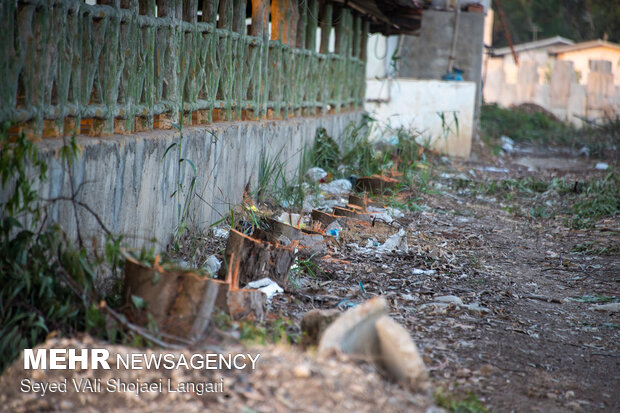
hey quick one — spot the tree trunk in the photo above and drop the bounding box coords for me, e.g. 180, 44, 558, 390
219, 229, 296, 287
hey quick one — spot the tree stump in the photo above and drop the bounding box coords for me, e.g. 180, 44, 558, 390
355, 175, 400, 194
333, 206, 372, 221
262, 217, 325, 255
219, 229, 296, 288
124, 256, 183, 324
311, 209, 340, 227
349, 194, 367, 210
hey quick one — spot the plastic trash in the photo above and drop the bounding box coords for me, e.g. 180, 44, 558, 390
326, 228, 339, 237
578, 146, 590, 157
204, 255, 221, 277
374, 212, 394, 224
412, 268, 436, 275
434, 295, 463, 305
324, 220, 341, 237
212, 227, 229, 238
379, 228, 408, 253
500, 135, 515, 154
386, 207, 405, 219
319, 179, 352, 195
595, 162, 609, 170
305, 167, 328, 183
247, 278, 284, 300
482, 166, 510, 173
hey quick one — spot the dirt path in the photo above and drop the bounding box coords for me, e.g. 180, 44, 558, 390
3, 145, 616, 413
271, 146, 619, 412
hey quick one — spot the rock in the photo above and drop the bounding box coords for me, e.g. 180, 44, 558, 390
455, 368, 472, 378
482, 166, 510, 173
301, 308, 341, 347
318, 297, 389, 357
292, 363, 312, 378
590, 302, 620, 312
375, 315, 430, 393
434, 295, 463, 306
478, 364, 494, 376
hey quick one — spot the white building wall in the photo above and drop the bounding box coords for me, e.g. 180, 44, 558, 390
366, 79, 475, 158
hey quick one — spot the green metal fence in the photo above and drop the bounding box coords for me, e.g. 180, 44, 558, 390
0, 0, 367, 139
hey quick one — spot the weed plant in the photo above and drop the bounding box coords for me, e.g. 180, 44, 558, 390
0, 127, 125, 373
480, 104, 620, 158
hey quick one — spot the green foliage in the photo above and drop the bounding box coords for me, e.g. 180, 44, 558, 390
163, 121, 199, 245
570, 241, 619, 256
566, 172, 619, 228
0, 126, 48, 219
255, 149, 306, 209
290, 255, 329, 282
257, 148, 284, 203
480, 104, 620, 158
310, 128, 340, 172
571, 294, 616, 304
491, 0, 620, 48
0, 128, 122, 373
435, 387, 490, 413
438, 111, 460, 140
341, 116, 385, 177
480, 104, 568, 144
462, 172, 619, 228
213, 311, 298, 345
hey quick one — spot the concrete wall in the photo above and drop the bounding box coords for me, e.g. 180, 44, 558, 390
557, 47, 620, 86
365, 79, 475, 158
10, 112, 362, 249
484, 54, 620, 125
398, 9, 485, 122
366, 35, 400, 80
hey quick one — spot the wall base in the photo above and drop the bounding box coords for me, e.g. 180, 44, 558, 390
19, 111, 363, 248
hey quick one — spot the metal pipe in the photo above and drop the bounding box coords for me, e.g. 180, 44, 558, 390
447, 0, 461, 74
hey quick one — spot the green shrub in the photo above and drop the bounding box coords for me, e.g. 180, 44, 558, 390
0, 128, 121, 373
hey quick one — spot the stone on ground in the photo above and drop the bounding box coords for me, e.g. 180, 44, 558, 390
318, 297, 389, 359
375, 315, 430, 393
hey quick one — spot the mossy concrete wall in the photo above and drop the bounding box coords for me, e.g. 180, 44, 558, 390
29, 111, 362, 248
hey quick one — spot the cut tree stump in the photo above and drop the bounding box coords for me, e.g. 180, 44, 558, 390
311, 209, 341, 227
124, 254, 267, 338
124, 256, 182, 324
348, 194, 367, 210
355, 175, 400, 194
168, 276, 229, 336
263, 217, 326, 254
349, 193, 384, 209
333, 206, 372, 221
219, 229, 296, 288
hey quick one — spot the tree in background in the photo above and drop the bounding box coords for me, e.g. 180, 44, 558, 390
492, 0, 620, 48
